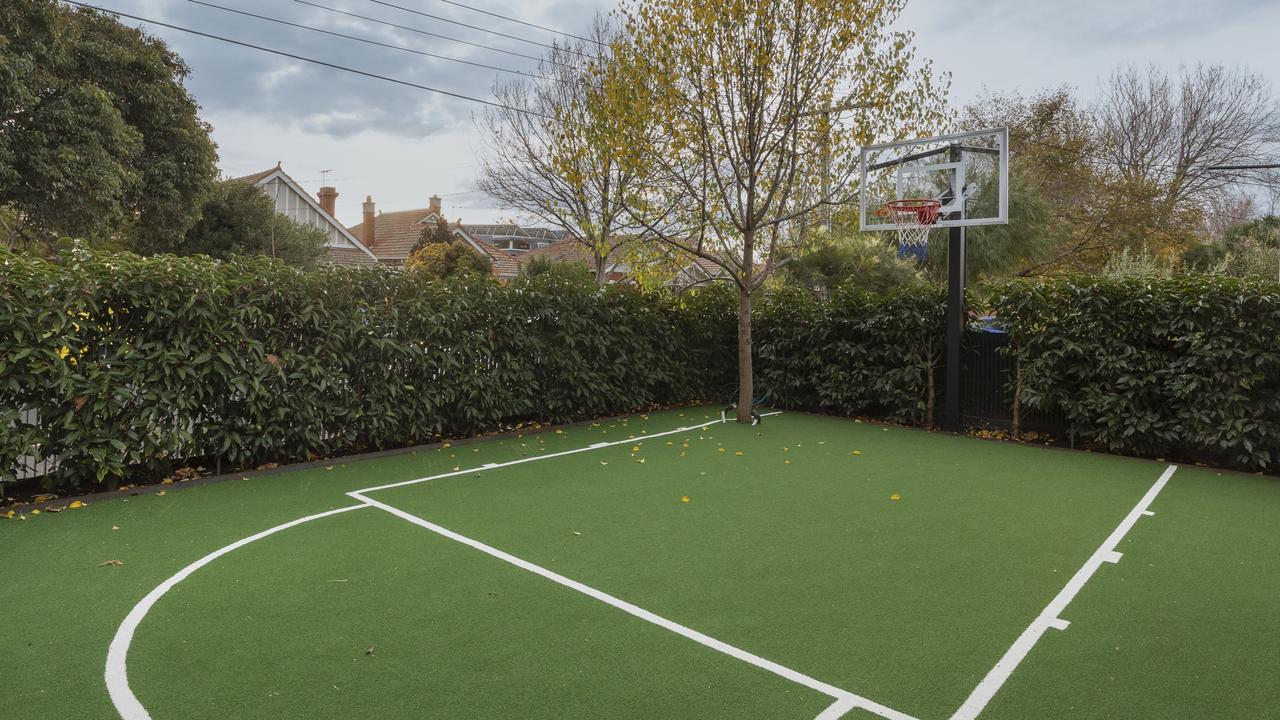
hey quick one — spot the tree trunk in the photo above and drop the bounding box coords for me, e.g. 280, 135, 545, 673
736, 286, 753, 423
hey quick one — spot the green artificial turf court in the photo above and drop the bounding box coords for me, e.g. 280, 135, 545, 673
2, 407, 1278, 720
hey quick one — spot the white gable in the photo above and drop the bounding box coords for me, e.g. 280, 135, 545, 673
250, 170, 377, 261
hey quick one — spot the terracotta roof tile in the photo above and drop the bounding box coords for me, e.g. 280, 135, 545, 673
324, 247, 381, 267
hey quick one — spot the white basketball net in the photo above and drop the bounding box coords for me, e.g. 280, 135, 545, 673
891, 210, 934, 249
886, 200, 941, 250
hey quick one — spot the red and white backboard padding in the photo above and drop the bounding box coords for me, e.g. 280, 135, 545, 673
859, 127, 1009, 232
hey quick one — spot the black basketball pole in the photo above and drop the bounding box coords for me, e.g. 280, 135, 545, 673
944, 225, 965, 433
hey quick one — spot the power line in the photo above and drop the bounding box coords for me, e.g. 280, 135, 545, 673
293, 0, 561, 67
186, 0, 555, 83
432, 0, 604, 47
366, 0, 595, 59
64, 2, 552, 120
1206, 164, 1280, 171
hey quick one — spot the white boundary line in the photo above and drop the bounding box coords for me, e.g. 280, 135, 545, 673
948, 464, 1178, 720
350, 491, 915, 720
104, 504, 370, 720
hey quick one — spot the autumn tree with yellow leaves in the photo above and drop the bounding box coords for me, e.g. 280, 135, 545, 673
607, 0, 949, 421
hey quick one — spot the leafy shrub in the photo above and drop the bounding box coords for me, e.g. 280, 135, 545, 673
990, 275, 1280, 470
0, 246, 733, 491
755, 281, 947, 425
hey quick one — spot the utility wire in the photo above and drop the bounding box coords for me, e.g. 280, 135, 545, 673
293, 0, 563, 67
63, 2, 552, 120
366, 0, 595, 58
185, 0, 555, 83
432, 0, 604, 47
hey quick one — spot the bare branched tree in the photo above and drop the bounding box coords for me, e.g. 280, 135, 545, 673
1096, 64, 1280, 209
476, 15, 640, 283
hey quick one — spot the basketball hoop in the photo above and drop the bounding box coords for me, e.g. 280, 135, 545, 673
882, 198, 941, 252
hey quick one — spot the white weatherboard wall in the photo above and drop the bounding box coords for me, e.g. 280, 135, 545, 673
259, 176, 355, 250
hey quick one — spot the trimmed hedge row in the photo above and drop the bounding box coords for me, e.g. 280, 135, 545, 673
754, 283, 947, 425
0, 247, 734, 490
989, 276, 1280, 471
4, 246, 1278, 492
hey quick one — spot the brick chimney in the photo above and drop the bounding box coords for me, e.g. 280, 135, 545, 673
317, 186, 338, 216
362, 196, 376, 248
429, 194, 442, 216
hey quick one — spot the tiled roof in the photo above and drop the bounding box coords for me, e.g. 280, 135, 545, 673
458, 229, 522, 278
348, 208, 562, 279
324, 247, 381, 267
226, 165, 280, 186
347, 208, 435, 262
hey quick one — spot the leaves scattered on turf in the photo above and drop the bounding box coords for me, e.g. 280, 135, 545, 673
785, 460, 792, 465
69, 500, 82, 509
155, 491, 165, 496
31, 509, 40, 515
851, 450, 863, 456
452, 466, 460, 471
890, 493, 901, 501
632, 445, 641, 452
111, 525, 119, 531
99, 560, 124, 567
600, 461, 608, 466
734, 451, 744, 456
365, 646, 375, 656
572, 531, 581, 536
636, 458, 645, 464
680, 496, 690, 503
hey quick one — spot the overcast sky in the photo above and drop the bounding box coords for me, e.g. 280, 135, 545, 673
113, 0, 1280, 227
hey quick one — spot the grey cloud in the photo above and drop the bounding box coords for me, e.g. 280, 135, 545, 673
116, 0, 607, 139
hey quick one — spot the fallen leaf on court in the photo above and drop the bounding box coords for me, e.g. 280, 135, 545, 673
325, 466, 334, 471
161, 478, 173, 485
666, 441, 673, 446
156, 491, 166, 496
890, 493, 901, 501
100, 560, 124, 567
112, 525, 120, 531
69, 500, 83, 509
442, 443, 451, 448
783, 447, 789, 452
30, 509, 40, 515
452, 466, 460, 471
46, 506, 64, 513
555, 429, 563, 434
734, 451, 744, 456
3, 510, 13, 519
18, 514, 27, 521
717, 448, 726, 453
818, 441, 826, 445
679, 452, 686, 457
572, 531, 581, 536
600, 461, 608, 466
631, 445, 641, 452
851, 450, 863, 456
680, 496, 690, 503
365, 646, 375, 656
785, 460, 792, 465
636, 458, 645, 464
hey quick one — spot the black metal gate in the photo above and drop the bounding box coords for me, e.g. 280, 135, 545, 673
958, 331, 1069, 436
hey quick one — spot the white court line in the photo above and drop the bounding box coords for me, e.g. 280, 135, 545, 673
949, 464, 1178, 720
351, 492, 916, 720
353, 411, 782, 497
815, 697, 860, 720
105, 504, 370, 720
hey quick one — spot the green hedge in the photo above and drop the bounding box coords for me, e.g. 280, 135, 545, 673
0, 247, 734, 490
5, 247, 1278, 492
989, 276, 1280, 471
754, 282, 947, 425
